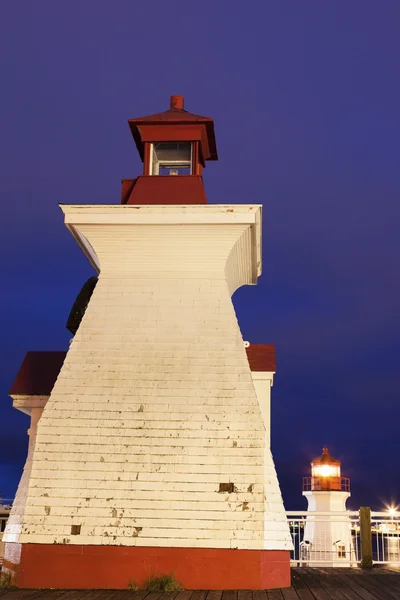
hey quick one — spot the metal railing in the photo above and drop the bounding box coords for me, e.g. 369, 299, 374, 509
1, 502, 399, 569
0, 505, 12, 534
370, 511, 400, 564
0, 518, 8, 534
302, 477, 351, 492
0, 503, 13, 566
286, 508, 400, 567
286, 510, 360, 566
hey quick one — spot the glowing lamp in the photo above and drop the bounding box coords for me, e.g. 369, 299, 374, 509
311, 447, 341, 480
303, 446, 349, 492
313, 463, 340, 478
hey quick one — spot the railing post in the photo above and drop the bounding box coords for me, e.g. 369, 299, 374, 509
360, 506, 373, 568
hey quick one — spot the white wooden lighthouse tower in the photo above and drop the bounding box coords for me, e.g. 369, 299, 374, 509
302, 447, 356, 566
3, 95, 292, 590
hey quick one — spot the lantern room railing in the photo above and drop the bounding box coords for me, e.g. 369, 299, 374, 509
303, 476, 351, 492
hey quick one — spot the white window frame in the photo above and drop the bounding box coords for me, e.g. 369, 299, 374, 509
149, 142, 192, 176
334, 541, 347, 559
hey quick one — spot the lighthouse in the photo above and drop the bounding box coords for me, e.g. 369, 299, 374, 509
3, 96, 292, 590
302, 447, 355, 566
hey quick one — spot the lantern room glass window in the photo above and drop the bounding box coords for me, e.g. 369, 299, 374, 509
312, 464, 340, 478
150, 142, 192, 175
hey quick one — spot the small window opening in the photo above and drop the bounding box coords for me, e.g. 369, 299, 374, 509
219, 482, 234, 493
337, 543, 346, 558
71, 524, 81, 535
151, 142, 192, 176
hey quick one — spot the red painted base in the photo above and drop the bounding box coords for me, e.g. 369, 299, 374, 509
16, 545, 290, 590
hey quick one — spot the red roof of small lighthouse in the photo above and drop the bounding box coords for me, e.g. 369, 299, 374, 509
312, 446, 341, 466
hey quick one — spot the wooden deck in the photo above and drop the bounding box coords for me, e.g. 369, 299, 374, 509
1, 568, 400, 600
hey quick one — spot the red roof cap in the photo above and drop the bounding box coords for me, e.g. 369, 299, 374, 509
128, 95, 218, 162
312, 446, 341, 466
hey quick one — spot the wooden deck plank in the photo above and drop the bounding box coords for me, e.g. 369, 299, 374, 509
57, 593, 93, 600
70, 592, 114, 600
157, 593, 179, 600
333, 573, 379, 600
111, 593, 144, 600
57, 591, 103, 600
293, 570, 335, 600
26, 592, 73, 600
142, 593, 163, 600
174, 592, 193, 600
357, 573, 400, 600
0, 592, 57, 600
173, 592, 192, 600
0, 592, 47, 600
374, 574, 400, 595
1, 568, 400, 600
0, 592, 75, 600
320, 573, 372, 600
89, 592, 128, 600
252, 592, 267, 600
68, 593, 121, 600
358, 572, 400, 599
130, 593, 150, 600
205, 592, 222, 600
221, 592, 237, 600
303, 569, 353, 600
190, 593, 207, 600
237, 592, 252, 600
280, 588, 300, 600
290, 571, 315, 600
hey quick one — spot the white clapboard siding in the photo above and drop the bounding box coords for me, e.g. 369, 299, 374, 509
18, 205, 291, 551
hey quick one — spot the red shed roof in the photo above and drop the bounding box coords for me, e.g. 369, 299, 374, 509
9, 344, 275, 398
245, 344, 276, 372
9, 351, 66, 396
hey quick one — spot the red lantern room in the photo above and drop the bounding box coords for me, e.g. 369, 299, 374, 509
121, 95, 218, 205
303, 446, 350, 492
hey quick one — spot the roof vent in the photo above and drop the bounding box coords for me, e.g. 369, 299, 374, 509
170, 95, 184, 110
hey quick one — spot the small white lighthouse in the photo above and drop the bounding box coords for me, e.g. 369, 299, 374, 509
302, 447, 355, 566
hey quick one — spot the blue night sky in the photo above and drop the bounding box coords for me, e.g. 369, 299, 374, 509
0, 1, 399, 511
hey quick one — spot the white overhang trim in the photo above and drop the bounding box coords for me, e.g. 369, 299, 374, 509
11, 395, 49, 414
60, 204, 262, 278
66, 226, 100, 273
250, 370, 275, 385
60, 204, 261, 225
